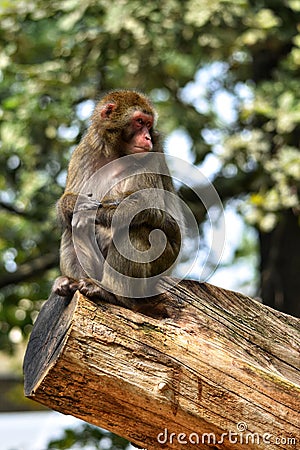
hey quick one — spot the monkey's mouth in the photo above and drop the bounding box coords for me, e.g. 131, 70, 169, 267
133, 146, 152, 153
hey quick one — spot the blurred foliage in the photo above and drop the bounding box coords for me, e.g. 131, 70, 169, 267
0, 0, 299, 345
47, 423, 129, 450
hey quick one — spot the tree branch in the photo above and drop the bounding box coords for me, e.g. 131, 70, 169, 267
24, 281, 300, 449
0, 252, 59, 288
0, 201, 37, 220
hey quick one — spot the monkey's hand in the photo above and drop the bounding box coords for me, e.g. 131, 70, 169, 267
93, 197, 122, 227
73, 196, 102, 214
53, 276, 79, 297
57, 192, 102, 228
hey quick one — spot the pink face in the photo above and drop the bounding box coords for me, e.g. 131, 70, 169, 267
126, 111, 154, 154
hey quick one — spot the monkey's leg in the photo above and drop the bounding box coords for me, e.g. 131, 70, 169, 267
55, 229, 87, 298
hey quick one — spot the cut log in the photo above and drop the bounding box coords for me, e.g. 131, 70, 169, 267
23, 279, 300, 449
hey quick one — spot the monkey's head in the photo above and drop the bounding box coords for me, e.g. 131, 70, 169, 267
91, 90, 160, 157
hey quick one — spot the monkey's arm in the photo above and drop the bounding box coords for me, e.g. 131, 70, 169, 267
97, 190, 177, 230
102, 202, 165, 229
56, 193, 77, 228
57, 192, 102, 228
59, 191, 181, 239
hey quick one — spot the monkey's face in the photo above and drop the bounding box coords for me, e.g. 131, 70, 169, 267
122, 111, 154, 155
95, 90, 157, 157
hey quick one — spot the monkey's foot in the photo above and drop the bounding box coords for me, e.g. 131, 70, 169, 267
77, 278, 100, 298
77, 278, 118, 304
53, 276, 79, 297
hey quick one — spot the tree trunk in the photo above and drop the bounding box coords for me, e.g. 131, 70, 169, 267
23, 279, 300, 450
259, 209, 300, 317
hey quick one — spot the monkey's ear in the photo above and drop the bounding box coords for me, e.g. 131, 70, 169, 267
100, 103, 116, 119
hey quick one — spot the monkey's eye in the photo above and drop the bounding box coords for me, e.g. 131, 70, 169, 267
135, 116, 153, 130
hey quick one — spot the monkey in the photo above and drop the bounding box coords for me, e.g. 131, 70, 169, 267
53, 90, 183, 311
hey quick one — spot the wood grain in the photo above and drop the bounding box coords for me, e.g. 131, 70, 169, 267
23, 279, 300, 449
